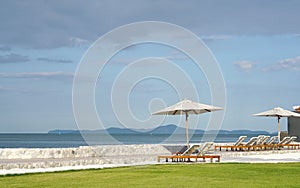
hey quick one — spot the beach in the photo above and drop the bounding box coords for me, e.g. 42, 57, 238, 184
0, 144, 169, 175
1, 143, 300, 175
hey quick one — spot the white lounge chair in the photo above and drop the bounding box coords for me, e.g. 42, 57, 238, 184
270, 137, 290, 150
279, 137, 291, 145
255, 135, 266, 145
181, 144, 201, 155
214, 136, 247, 151
262, 136, 278, 150
158, 142, 220, 162
253, 135, 270, 150
279, 136, 299, 149
266, 136, 278, 145
236, 137, 258, 151
260, 136, 270, 145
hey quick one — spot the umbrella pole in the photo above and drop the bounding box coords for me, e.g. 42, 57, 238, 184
185, 112, 189, 147
277, 116, 281, 142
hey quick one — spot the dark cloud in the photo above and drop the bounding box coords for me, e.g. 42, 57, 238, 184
1, 0, 300, 49
201, 35, 233, 43
0, 71, 74, 81
0, 85, 61, 95
0, 53, 30, 63
0, 85, 27, 93
37, 57, 73, 63
0, 45, 11, 51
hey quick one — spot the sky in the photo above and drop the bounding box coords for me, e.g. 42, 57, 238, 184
0, 0, 300, 133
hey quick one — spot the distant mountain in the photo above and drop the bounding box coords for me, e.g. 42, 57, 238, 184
48, 129, 81, 134
205, 129, 270, 135
106, 127, 139, 134
48, 125, 270, 135
229, 130, 270, 135
149, 124, 178, 134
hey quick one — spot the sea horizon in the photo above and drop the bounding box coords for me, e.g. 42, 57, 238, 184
0, 132, 276, 148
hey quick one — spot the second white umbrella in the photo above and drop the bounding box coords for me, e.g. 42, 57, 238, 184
253, 107, 300, 142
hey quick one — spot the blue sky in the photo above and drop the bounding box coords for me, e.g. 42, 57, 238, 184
0, 0, 300, 133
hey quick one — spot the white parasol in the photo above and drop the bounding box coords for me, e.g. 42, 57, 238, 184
253, 107, 300, 142
152, 99, 223, 146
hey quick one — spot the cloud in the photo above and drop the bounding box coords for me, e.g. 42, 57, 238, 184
279, 56, 300, 71
233, 61, 256, 71
69, 37, 89, 47
201, 35, 233, 43
0, 85, 60, 95
0, 53, 30, 63
132, 83, 168, 93
1, 1, 300, 48
263, 56, 300, 72
165, 51, 190, 61
0, 45, 11, 51
36, 57, 73, 64
0, 85, 26, 93
0, 71, 74, 81
0, 86, 10, 92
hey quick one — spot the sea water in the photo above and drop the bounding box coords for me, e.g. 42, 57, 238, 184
0, 133, 273, 148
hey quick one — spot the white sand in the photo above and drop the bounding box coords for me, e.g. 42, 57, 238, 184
1, 144, 300, 175
221, 152, 300, 163
0, 144, 169, 175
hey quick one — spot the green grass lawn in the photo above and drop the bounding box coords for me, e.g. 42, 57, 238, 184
1, 163, 300, 188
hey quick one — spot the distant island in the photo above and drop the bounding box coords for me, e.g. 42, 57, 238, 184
48, 124, 271, 135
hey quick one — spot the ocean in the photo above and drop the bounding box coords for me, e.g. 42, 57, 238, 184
0, 133, 274, 148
